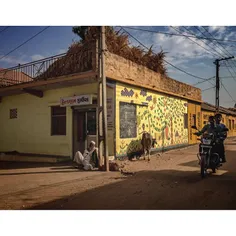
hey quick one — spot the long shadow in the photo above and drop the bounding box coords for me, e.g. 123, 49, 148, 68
179, 149, 235, 170
0, 160, 73, 170
0, 170, 83, 176
26, 164, 236, 210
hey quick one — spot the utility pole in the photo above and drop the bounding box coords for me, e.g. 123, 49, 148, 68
97, 26, 109, 172
214, 56, 234, 113
101, 26, 109, 171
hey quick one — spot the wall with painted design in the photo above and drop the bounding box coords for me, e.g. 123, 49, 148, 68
115, 82, 189, 157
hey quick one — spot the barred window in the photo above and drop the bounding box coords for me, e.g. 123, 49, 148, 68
10, 108, 17, 119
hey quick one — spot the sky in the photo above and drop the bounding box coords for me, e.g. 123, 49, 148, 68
0, 25, 236, 108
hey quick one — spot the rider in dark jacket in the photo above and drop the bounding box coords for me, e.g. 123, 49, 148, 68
194, 116, 217, 155
194, 116, 216, 136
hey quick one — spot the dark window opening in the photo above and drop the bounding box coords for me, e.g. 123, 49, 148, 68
184, 113, 188, 129
51, 106, 66, 135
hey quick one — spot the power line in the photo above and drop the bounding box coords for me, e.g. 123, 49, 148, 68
200, 26, 236, 75
223, 62, 236, 83
122, 26, 236, 43
221, 82, 236, 102
0, 26, 9, 35
194, 27, 236, 106
0, 26, 50, 61
202, 26, 233, 57
192, 26, 227, 58
182, 26, 225, 59
171, 26, 219, 58
193, 76, 215, 86
120, 26, 208, 81
202, 86, 215, 92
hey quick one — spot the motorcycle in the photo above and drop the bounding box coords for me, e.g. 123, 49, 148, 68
192, 125, 222, 178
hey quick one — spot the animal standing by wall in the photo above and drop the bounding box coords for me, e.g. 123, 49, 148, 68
141, 131, 157, 161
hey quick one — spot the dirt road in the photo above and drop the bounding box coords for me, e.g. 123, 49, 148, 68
1, 139, 236, 210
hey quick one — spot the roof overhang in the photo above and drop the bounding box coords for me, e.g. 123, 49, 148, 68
0, 71, 97, 100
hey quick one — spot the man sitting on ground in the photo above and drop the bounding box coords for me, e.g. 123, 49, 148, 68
73, 141, 99, 170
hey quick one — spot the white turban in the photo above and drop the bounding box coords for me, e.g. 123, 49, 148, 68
90, 141, 96, 146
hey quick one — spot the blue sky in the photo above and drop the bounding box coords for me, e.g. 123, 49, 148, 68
1, 26, 236, 108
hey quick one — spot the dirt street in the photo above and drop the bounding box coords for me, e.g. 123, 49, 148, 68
1, 139, 236, 210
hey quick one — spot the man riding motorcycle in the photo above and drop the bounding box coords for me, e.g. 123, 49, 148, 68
194, 116, 216, 136
194, 116, 217, 157
194, 114, 228, 163
215, 113, 228, 163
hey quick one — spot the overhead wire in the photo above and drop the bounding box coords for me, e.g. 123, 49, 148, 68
0, 26, 9, 35
0, 26, 50, 61
170, 26, 219, 58
120, 26, 208, 81
122, 26, 236, 43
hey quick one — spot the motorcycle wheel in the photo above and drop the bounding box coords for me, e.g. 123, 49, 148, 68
200, 156, 206, 178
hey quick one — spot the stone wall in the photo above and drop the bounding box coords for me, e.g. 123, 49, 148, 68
105, 52, 202, 102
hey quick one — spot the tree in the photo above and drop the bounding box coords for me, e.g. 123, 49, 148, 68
72, 26, 89, 41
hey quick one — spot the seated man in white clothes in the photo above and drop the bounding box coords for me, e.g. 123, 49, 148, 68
73, 141, 99, 171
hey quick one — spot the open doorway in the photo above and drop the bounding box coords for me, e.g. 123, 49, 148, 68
73, 109, 97, 156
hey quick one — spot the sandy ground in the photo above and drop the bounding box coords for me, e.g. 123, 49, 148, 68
0, 138, 236, 210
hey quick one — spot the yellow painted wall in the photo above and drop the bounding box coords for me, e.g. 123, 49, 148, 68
226, 115, 236, 137
188, 103, 201, 144
115, 82, 189, 156
201, 110, 214, 127
0, 83, 98, 157
201, 110, 236, 137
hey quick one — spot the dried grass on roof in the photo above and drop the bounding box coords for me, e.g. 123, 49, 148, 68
37, 27, 167, 79
36, 41, 94, 80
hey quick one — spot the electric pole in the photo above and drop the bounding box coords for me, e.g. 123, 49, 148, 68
97, 26, 109, 172
214, 56, 234, 113
101, 26, 109, 172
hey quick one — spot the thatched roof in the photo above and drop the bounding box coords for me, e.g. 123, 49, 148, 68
36, 41, 94, 80
36, 26, 167, 80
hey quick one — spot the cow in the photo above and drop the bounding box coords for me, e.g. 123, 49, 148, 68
141, 131, 157, 161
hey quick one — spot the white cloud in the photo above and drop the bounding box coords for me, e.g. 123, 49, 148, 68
0, 55, 27, 67
57, 49, 67, 54
31, 54, 45, 61
208, 26, 226, 34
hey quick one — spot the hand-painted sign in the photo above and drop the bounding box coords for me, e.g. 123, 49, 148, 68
107, 97, 114, 128
60, 95, 92, 107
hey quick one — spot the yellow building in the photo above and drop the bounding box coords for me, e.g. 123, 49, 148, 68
0, 47, 203, 161
201, 102, 236, 137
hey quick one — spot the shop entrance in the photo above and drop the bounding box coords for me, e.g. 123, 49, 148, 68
73, 109, 97, 156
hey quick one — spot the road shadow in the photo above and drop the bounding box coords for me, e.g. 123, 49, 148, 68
0, 160, 74, 170
0, 170, 82, 176
26, 165, 236, 210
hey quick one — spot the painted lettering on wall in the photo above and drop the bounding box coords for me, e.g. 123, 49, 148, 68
107, 97, 114, 129
60, 95, 91, 107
